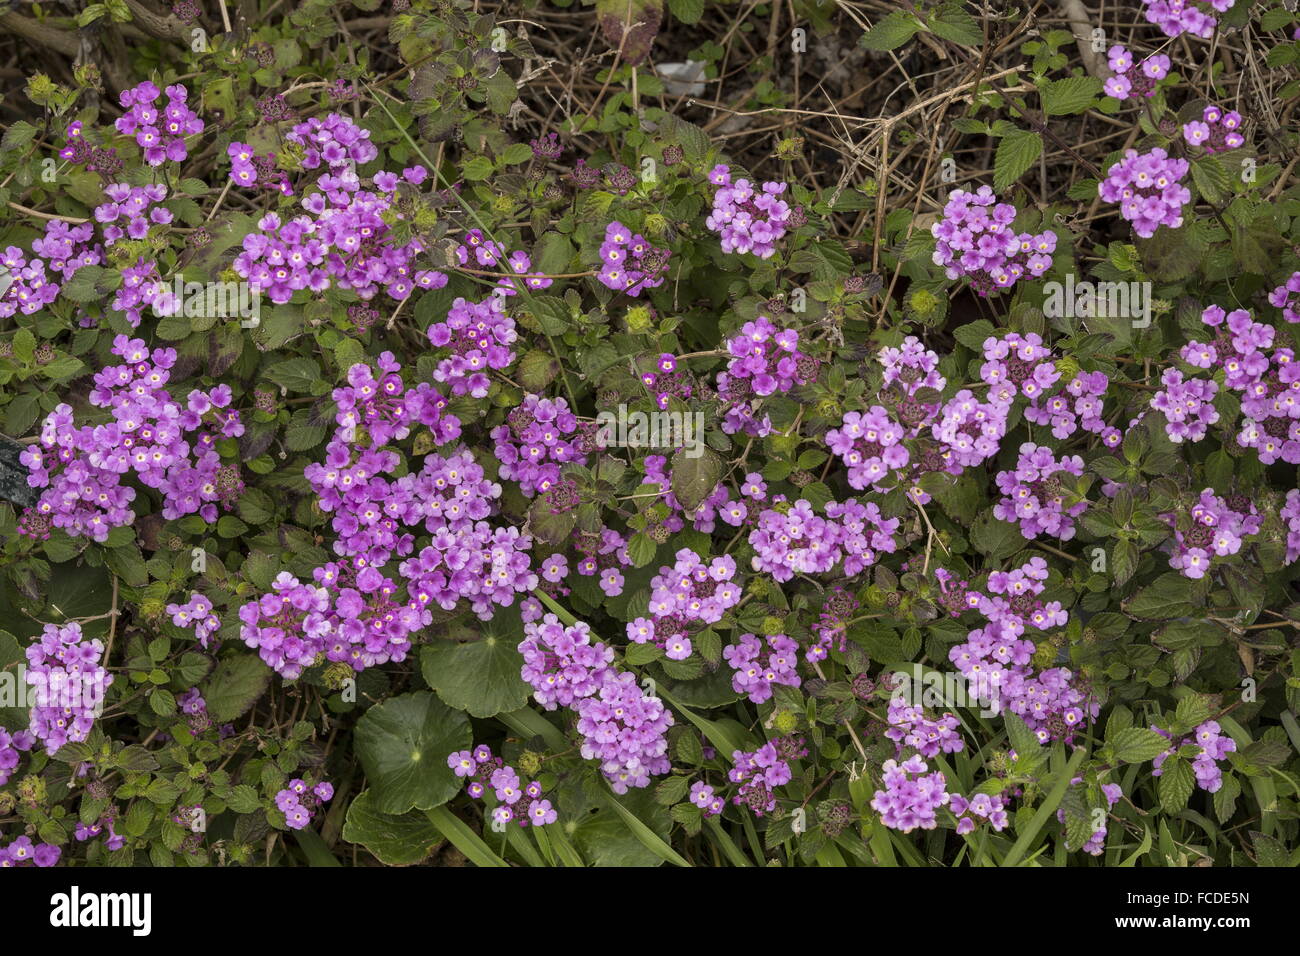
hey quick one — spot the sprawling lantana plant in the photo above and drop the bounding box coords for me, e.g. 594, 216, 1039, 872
0, 0, 1299, 870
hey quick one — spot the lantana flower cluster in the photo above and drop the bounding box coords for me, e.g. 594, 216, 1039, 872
705, 164, 794, 259
885, 695, 964, 759
747, 498, 900, 582
1103, 44, 1171, 100
872, 755, 1008, 834
1168, 305, 1300, 464
634, 549, 743, 660
115, 81, 203, 166
1098, 148, 1191, 239
449, 745, 557, 828
596, 220, 670, 296
728, 740, 797, 816
491, 393, 585, 497
427, 295, 519, 398
1, 217, 103, 318
0, 727, 34, 786
1152, 720, 1237, 792
1165, 489, 1261, 580
24, 623, 114, 756
723, 632, 801, 704
1140, 0, 1234, 39
20, 335, 244, 542
275, 778, 335, 830
166, 592, 220, 648
931, 186, 1056, 294
232, 115, 442, 304
237, 562, 423, 678
1269, 271, 1300, 324
716, 318, 816, 436
519, 614, 673, 792
993, 443, 1087, 540
946, 558, 1095, 744
1183, 104, 1245, 153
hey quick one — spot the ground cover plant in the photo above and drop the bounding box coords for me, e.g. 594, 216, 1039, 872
1, 0, 1300, 869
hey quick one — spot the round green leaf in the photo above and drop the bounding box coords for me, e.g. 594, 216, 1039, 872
354, 691, 470, 815
341, 789, 445, 866
420, 613, 530, 718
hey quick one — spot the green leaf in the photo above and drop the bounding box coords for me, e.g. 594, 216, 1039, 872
342, 789, 445, 866
419, 624, 530, 719
926, 3, 983, 46
1123, 572, 1197, 620
1157, 757, 1195, 814
669, 446, 722, 512
1039, 76, 1102, 116
203, 654, 273, 723
667, 0, 704, 24
0, 120, 37, 153
861, 11, 921, 50
354, 691, 471, 815
263, 357, 322, 394
1110, 726, 1172, 764
993, 129, 1042, 192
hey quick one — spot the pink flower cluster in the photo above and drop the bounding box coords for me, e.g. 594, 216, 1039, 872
1183, 104, 1245, 154
1174, 305, 1300, 464
728, 741, 795, 816
871, 756, 1008, 834
885, 695, 964, 759
1140, 0, 1234, 39
1103, 44, 1170, 100
1269, 271, 1300, 324
519, 614, 673, 792
993, 442, 1087, 540
1151, 367, 1220, 444
490, 393, 585, 497
747, 498, 900, 582
705, 164, 794, 259
226, 141, 292, 195
0, 244, 61, 317
0, 726, 34, 786
276, 778, 334, 830
595, 220, 670, 296
723, 633, 801, 704
1165, 489, 1260, 580
1025, 369, 1119, 445
1283, 489, 1300, 564
427, 295, 518, 398
455, 228, 553, 296
449, 745, 557, 828
638, 549, 743, 661
716, 318, 816, 437
166, 592, 220, 648
24, 622, 114, 756
1152, 720, 1237, 792
232, 115, 442, 304
114, 81, 203, 166
94, 183, 173, 246
930, 186, 1056, 295
947, 558, 1094, 744
237, 562, 424, 678
1099, 148, 1191, 239
21, 336, 244, 542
